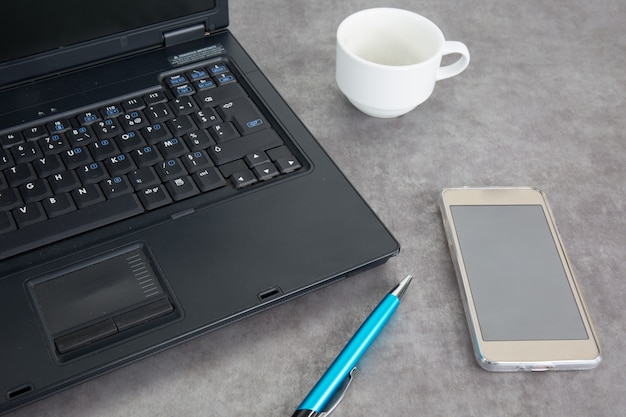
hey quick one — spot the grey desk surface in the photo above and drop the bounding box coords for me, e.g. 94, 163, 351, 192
9, 0, 625, 416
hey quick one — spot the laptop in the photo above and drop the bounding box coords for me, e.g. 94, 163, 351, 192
0, 0, 399, 413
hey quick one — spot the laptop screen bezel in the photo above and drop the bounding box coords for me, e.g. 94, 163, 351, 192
0, 0, 228, 87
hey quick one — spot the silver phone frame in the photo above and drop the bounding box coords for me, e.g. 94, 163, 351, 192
439, 187, 601, 372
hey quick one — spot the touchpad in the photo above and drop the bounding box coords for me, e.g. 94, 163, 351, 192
29, 244, 178, 359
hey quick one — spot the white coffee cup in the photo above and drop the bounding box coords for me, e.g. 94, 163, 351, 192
336, 8, 470, 118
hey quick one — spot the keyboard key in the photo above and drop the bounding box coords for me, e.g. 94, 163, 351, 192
40, 133, 70, 155
19, 179, 53, 203
184, 130, 214, 151
49, 170, 81, 193
166, 115, 196, 137
174, 84, 195, 97
62, 147, 92, 169
209, 122, 240, 143
217, 97, 268, 135
132, 146, 162, 167
93, 119, 122, 139
245, 151, 270, 167
100, 104, 123, 118
0, 188, 23, 210
0, 211, 16, 234
117, 131, 146, 152
13, 202, 47, 227
5, 164, 37, 187
42, 193, 77, 218
192, 168, 226, 192
166, 176, 199, 201
165, 74, 187, 88
253, 162, 280, 181
33, 154, 65, 177
195, 78, 216, 91
76, 110, 102, 125
0, 194, 144, 260
191, 108, 220, 129
182, 150, 213, 173
0, 149, 14, 169
230, 169, 257, 189
12, 142, 43, 164
138, 184, 172, 210
170, 97, 199, 116
144, 90, 169, 106
155, 158, 187, 181
46, 119, 71, 133
195, 83, 246, 107
275, 155, 302, 174
121, 110, 149, 131
208, 63, 229, 75
122, 97, 145, 112
78, 162, 109, 184
128, 167, 161, 191
146, 103, 173, 123
67, 126, 97, 147
101, 175, 133, 198
72, 184, 105, 208
1, 132, 23, 148
214, 73, 236, 86
23, 125, 47, 141
207, 129, 283, 165
142, 123, 171, 144
104, 154, 136, 176
157, 137, 188, 159
89, 138, 119, 160
187, 68, 209, 81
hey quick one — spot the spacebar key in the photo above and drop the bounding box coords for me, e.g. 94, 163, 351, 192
0, 194, 145, 260
207, 129, 283, 165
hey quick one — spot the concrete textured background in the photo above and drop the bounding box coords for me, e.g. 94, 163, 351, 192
7, 0, 625, 415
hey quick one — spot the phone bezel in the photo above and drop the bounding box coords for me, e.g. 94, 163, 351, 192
439, 187, 601, 371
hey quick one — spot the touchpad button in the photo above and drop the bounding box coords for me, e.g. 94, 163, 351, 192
29, 244, 177, 358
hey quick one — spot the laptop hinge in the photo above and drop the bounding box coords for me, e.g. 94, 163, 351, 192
163, 23, 208, 47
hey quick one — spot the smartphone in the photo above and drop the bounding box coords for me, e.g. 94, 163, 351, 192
439, 187, 601, 371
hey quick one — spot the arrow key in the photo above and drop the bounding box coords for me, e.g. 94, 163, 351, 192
230, 169, 257, 189
253, 162, 279, 181
245, 151, 270, 167
275, 155, 302, 174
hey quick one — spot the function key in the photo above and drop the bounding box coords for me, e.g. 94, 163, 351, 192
77, 110, 102, 125
1, 132, 24, 148
122, 97, 146, 112
144, 90, 169, 106
208, 63, 229, 76
165, 74, 187, 88
22, 125, 47, 141
46, 119, 72, 134
100, 104, 123, 118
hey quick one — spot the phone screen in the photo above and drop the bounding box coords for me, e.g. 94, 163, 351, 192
450, 204, 588, 341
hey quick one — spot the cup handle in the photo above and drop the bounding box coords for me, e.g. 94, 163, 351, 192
436, 41, 470, 81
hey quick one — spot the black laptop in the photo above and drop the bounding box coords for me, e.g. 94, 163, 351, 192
0, 0, 399, 413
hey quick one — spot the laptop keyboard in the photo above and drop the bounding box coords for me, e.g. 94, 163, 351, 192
0, 61, 303, 259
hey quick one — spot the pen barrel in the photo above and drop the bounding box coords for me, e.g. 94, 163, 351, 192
296, 293, 401, 413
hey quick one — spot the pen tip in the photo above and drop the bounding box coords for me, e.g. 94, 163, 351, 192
390, 275, 412, 299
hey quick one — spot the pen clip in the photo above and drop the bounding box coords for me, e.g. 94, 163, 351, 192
319, 367, 357, 417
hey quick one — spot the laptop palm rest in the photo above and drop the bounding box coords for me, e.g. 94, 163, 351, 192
28, 245, 178, 360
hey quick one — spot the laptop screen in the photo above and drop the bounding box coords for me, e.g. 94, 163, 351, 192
1, 0, 217, 63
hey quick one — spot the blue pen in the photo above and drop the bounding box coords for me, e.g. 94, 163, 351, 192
291, 275, 413, 417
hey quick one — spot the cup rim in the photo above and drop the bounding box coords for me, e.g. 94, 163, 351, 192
337, 8, 445, 70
